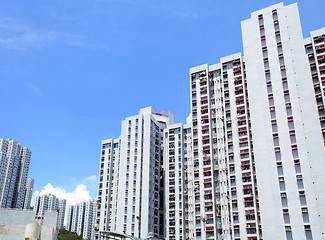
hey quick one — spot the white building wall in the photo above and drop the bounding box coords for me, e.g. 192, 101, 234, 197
242, 3, 325, 239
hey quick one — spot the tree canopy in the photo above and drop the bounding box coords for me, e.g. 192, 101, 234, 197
58, 228, 83, 240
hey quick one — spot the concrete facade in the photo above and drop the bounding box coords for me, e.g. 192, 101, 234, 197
0, 209, 58, 240
242, 3, 325, 239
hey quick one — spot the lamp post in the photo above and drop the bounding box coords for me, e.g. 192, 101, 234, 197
136, 216, 141, 239
200, 213, 207, 240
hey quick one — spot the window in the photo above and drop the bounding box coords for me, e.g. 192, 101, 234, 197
286, 107, 292, 116
299, 195, 307, 206
261, 39, 266, 47
273, 13, 278, 21
302, 212, 310, 223
279, 58, 285, 66
283, 213, 290, 224
276, 35, 281, 43
279, 181, 286, 191
263, 50, 268, 58
281, 197, 288, 208
258, 16, 264, 25
288, 121, 295, 130
295, 164, 301, 174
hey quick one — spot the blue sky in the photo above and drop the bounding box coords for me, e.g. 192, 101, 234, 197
1, 0, 324, 204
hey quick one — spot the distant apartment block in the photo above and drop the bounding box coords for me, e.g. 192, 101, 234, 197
65, 205, 74, 232
34, 193, 66, 229
95, 107, 174, 239
58, 198, 66, 229
0, 138, 32, 209
23, 178, 34, 209
65, 199, 96, 239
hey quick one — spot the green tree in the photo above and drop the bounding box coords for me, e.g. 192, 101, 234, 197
58, 228, 83, 240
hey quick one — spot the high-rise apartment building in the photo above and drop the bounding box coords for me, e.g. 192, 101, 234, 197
95, 3, 325, 240
58, 199, 67, 229
23, 178, 34, 209
163, 122, 192, 240
71, 204, 80, 233
190, 53, 252, 240
77, 202, 86, 236
95, 107, 174, 239
34, 193, 58, 217
65, 200, 96, 239
181, 2, 325, 240
66, 205, 75, 232
34, 193, 66, 229
242, 3, 325, 239
83, 199, 96, 239
0, 138, 31, 209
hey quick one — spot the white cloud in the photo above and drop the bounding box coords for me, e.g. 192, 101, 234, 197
86, 175, 97, 181
34, 183, 92, 206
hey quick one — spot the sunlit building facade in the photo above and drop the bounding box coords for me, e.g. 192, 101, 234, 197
95, 107, 174, 239
95, 3, 325, 240
184, 2, 325, 240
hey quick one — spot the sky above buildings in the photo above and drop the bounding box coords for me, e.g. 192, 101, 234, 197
1, 0, 324, 205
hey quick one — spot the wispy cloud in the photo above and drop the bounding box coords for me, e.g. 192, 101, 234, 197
0, 16, 110, 51
85, 175, 97, 181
